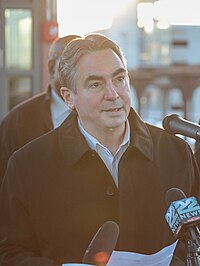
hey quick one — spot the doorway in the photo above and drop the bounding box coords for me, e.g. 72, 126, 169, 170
0, 0, 41, 121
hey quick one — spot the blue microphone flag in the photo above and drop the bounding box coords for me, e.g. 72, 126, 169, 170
165, 196, 200, 238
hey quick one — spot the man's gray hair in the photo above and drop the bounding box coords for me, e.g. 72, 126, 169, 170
59, 33, 127, 93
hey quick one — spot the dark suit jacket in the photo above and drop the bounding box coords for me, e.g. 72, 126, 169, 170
0, 86, 53, 184
0, 108, 199, 265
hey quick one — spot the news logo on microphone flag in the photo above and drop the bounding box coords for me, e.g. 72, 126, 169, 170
165, 197, 200, 238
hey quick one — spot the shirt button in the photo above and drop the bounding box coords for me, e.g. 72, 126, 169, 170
106, 186, 115, 196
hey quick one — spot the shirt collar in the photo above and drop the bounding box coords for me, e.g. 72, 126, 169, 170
51, 89, 71, 128
58, 108, 154, 167
78, 118, 130, 154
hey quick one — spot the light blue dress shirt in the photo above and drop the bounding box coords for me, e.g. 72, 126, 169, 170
51, 89, 71, 128
78, 119, 130, 187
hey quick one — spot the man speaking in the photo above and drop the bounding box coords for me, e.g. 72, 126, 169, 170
0, 33, 199, 265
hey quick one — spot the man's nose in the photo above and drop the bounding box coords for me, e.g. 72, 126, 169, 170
104, 83, 119, 100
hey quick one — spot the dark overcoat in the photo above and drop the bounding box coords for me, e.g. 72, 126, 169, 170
0, 108, 199, 266
0, 86, 53, 184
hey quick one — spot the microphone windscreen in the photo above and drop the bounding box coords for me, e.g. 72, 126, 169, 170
82, 221, 119, 266
162, 114, 180, 133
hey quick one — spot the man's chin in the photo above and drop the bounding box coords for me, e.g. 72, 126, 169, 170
105, 122, 126, 131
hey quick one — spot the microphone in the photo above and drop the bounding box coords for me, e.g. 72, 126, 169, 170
82, 221, 119, 266
165, 188, 200, 240
162, 114, 200, 141
165, 188, 200, 265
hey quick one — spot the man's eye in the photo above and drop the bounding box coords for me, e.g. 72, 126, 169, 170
114, 75, 126, 84
117, 76, 125, 82
92, 82, 100, 87
89, 82, 102, 89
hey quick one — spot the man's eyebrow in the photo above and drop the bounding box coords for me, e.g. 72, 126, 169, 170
112, 67, 127, 76
84, 68, 127, 84
85, 75, 103, 83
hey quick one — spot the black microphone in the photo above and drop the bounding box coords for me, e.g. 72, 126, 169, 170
165, 188, 200, 265
162, 114, 200, 141
82, 221, 119, 266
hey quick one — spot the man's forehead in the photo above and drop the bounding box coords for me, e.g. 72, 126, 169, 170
77, 49, 125, 70
85, 67, 127, 80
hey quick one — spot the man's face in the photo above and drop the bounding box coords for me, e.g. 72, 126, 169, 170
62, 48, 131, 135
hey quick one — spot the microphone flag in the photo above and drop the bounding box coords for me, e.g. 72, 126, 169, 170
165, 196, 200, 238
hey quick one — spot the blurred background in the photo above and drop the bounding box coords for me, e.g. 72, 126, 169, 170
1, 0, 200, 142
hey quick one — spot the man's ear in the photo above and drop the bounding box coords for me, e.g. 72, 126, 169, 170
48, 59, 55, 76
60, 87, 75, 109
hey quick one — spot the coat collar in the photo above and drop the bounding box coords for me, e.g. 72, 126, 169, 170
128, 108, 153, 161
58, 111, 91, 166
58, 108, 154, 166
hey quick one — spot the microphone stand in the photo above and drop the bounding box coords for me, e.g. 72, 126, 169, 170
186, 227, 200, 265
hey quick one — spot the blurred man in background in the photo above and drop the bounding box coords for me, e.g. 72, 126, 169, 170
0, 34, 80, 184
